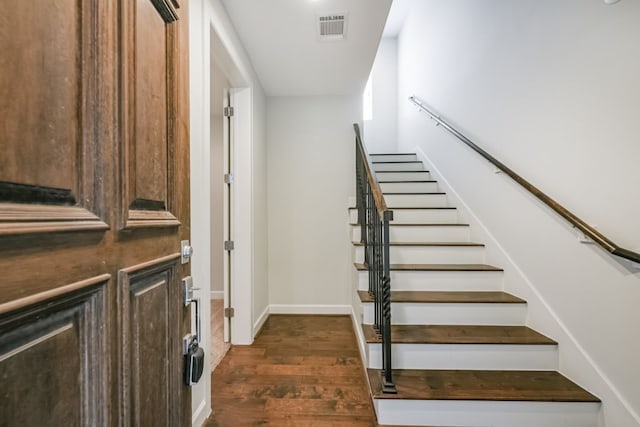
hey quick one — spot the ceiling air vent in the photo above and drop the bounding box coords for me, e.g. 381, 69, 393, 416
318, 13, 347, 41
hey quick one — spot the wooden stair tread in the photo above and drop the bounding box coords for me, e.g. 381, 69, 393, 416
370, 153, 417, 156
379, 180, 437, 183
357, 290, 525, 304
352, 223, 469, 227
367, 369, 600, 402
362, 324, 555, 345
348, 207, 456, 210
381, 207, 456, 210
384, 192, 445, 195
375, 170, 429, 174
353, 241, 484, 247
355, 263, 503, 272
372, 161, 422, 164
376, 170, 430, 173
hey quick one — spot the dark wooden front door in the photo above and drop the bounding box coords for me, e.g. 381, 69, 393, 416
0, 0, 191, 425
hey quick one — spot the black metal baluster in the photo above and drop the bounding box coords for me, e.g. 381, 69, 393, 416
354, 124, 394, 393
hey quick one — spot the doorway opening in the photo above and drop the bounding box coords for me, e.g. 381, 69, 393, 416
209, 58, 233, 371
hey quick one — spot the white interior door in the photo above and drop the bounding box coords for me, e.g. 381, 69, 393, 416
223, 90, 234, 343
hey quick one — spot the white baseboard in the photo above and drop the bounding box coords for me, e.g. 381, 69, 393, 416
269, 304, 351, 315
351, 305, 368, 367
253, 305, 270, 337
191, 399, 210, 427
210, 291, 224, 300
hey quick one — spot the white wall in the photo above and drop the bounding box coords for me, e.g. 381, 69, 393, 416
363, 37, 398, 153
267, 96, 360, 313
396, 1, 640, 426
189, 0, 268, 425
252, 84, 269, 332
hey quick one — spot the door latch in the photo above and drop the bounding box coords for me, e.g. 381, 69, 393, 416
183, 276, 204, 386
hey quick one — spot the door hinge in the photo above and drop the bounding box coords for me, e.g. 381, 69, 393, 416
224, 173, 234, 184
223, 106, 234, 117
224, 240, 235, 251
224, 307, 235, 318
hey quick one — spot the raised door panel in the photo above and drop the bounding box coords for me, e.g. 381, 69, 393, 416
121, 0, 180, 229
0, 276, 108, 426
0, 0, 107, 235
119, 255, 182, 426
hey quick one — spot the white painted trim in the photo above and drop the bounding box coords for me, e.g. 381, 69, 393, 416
374, 399, 600, 427
253, 305, 270, 337
350, 305, 368, 368
191, 399, 210, 427
414, 145, 640, 425
269, 304, 351, 315
210, 291, 224, 300
229, 87, 254, 345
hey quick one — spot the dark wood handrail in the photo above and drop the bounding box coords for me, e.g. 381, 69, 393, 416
353, 123, 390, 219
409, 95, 640, 264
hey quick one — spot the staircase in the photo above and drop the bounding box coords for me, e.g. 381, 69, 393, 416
351, 153, 601, 427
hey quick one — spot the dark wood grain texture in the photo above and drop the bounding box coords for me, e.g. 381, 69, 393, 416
355, 263, 503, 272
357, 290, 525, 304
370, 153, 417, 156
0, 0, 192, 424
378, 180, 437, 183
0, 0, 108, 235
120, 0, 181, 229
0, 277, 108, 426
353, 241, 483, 247
206, 315, 381, 426
368, 369, 600, 402
362, 324, 556, 345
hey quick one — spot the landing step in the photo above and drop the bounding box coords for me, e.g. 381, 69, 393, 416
355, 263, 503, 272
367, 369, 600, 402
362, 324, 555, 345
357, 290, 524, 304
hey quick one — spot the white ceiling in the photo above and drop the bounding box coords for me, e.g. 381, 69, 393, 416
382, 0, 412, 38
221, 0, 392, 96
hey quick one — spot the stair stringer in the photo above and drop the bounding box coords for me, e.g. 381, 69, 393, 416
414, 146, 638, 427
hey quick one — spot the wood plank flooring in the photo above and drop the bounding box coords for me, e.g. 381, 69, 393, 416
205, 315, 381, 426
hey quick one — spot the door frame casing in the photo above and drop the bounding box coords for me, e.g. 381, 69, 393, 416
189, 0, 256, 424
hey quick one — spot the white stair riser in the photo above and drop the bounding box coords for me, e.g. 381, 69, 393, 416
357, 270, 503, 291
380, 182, 438, 193
375, 171, 431, 181
384, 193, 448, 208
349, 208, 459, 224
361, 302, 526, 325
373, 162, 424, 172
370, 154, 417, 162
354, 245, 484, 264
374, 399, 600, 427
366, 343, 558, 370
352, 225, 470, 242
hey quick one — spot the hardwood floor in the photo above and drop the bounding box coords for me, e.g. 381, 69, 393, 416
210, 299, 230, 371
205, 315, 380, 426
